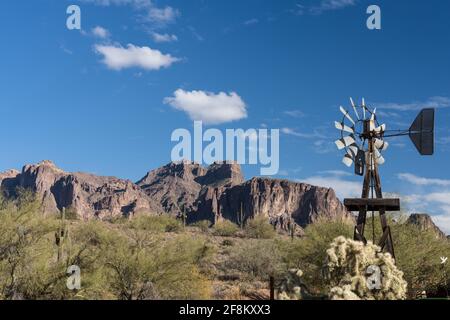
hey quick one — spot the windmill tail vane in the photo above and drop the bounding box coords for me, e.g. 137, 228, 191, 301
334, 97, 435, 261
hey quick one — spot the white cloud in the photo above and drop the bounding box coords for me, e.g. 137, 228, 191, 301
151, 32, 178, 43
147, 6, 179, 25
164, 89, 247, 124
374, 96, 450, 111
92, 26, 110, 39
283, 110, 305, 118
310, 0, 356, 14
244, 18, 259, 26
82, 0, 180, 27
300, 171, 360, 200
81, 0, 151, 7
398, 173, 450, 187
281, 127, 326, 139
94, 44, 179, 71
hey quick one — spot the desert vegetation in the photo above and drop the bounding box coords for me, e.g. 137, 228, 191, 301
0, 191, 449, 300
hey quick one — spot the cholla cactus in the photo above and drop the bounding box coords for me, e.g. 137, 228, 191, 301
277, 269, 310, 300
323, 236, 407, 300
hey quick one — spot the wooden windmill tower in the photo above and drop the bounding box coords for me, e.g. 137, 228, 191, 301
334, 98, 435, 259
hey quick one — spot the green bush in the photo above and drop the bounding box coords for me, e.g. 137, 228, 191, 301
128, 214, 182, 233
278, 216, 354, 294
213, 220, 239, 237
244, 216, 276, 239
193, 220, 212, 232
392, 223, 450, 297
222, 239, 234, 246
226, 240, 283, 280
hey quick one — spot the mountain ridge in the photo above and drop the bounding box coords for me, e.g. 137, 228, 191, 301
0, 160, 446, 236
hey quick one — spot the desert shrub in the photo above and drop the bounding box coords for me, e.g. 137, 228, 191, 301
226, 240, 283, 280
103, 234, 212, 299
213, 220, 239, 237
222, 239, 234, 247
0, 191, 63, 299
0, 192, 213, 300
193, 220, 212, 232
278, 216, 354, 294
244, 216, 276, 239
392, 223, 450, 298
128, 214, 182, 233
62, 207, 79, 220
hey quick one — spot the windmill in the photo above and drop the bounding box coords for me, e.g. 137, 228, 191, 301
334, 98, 435, 260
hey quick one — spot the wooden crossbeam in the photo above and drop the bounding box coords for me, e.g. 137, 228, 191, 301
344, 198, 400, 212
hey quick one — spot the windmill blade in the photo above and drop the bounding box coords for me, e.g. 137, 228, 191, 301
349, 97, 360, 120
374, 138, 389, 151
361, 100, 367, 120
340, 106, 356, 125
375, 124, 386, 133
335, 121, 354, 134
342, 154, 353, 167
335, 135, 356, 150
374, 148, 385, 165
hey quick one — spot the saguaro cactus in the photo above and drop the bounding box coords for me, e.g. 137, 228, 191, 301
237, 202, 245, 230
55, 207, 69, 262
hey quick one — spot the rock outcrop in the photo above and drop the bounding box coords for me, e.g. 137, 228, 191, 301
0, 160, 155, 219
0, 160, 348, 229
136, 161, 244, 216
192, 177, 349, 228
406, 213, 446, 239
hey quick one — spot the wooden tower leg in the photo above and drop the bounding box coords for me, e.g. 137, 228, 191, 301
373, 165, 395, 260
354, 166, 371, 244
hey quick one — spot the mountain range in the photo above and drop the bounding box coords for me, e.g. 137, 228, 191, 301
0, 160, 446, 237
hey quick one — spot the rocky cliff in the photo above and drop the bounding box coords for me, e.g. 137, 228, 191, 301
0, 160, 349, 230
0, 160, 156, 219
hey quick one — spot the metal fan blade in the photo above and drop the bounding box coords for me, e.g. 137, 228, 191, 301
374, 148, 385, 165
361, 101, 366, 120
335, 135, 356, 150
340, 106, 356, 125
375, 124, 386, 133
374, 138, 389, 151
350, 97, 360, 120
342, 154, 353, 167
334, 121, 354, 134
362, 97, 366, 107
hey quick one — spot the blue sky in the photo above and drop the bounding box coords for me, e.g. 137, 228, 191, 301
0, 0, 450, 231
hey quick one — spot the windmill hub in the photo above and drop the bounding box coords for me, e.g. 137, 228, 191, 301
334, 98, 435, 261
